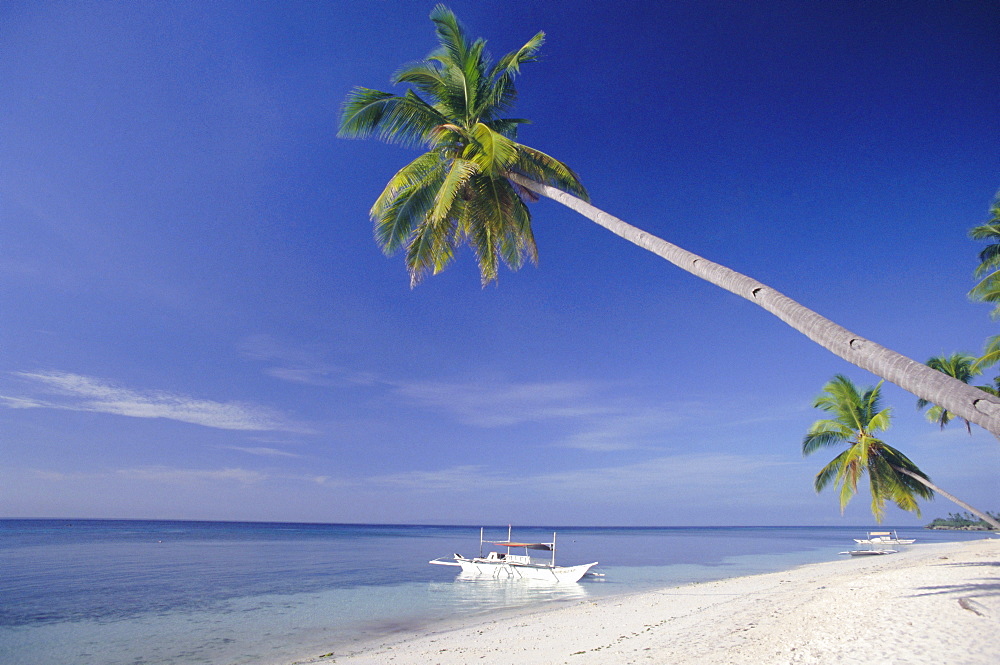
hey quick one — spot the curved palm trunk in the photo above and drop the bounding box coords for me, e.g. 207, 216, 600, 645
891, 465, 1000, 531
510, 174, 1000, 437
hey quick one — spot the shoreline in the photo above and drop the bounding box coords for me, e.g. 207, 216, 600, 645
303, 537, 999, 665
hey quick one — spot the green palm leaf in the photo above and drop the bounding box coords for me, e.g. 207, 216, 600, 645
468, 123, 519, 174
814, 449, 850, 493
917, 353, 981, 432
430, 158, 479, 224
372, 153, 445, 254
339, 89, 445, 148
975, 334, 1000, 370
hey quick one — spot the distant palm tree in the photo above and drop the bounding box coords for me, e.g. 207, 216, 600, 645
805, 375, 1000, 529
917, 353, 982, 433
968, 194, 1000, 316
338, 5, 1000, 436
803, 375, 932, 521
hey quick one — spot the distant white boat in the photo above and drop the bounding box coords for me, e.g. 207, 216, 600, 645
840, 530, 912, 556
853, 530, 916, 546
430, 527, 599, 583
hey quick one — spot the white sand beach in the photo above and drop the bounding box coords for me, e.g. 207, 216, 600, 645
308, 537, 999, 665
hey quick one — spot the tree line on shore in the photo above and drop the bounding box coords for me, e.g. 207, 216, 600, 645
926, 512, 1000, 530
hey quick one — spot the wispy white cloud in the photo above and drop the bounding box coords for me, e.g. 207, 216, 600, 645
370, 465, 505, 491
364, 452, 794, 496
4, 371, 302, 432
389, 379, 616, 427
555, 405, 696, 451
30, 466, 268, 485
530, 453, 795, 495
239, 337, 782, 453
224, 445, 302, 458
115, 466, 268, 484
241, 334, 379, 387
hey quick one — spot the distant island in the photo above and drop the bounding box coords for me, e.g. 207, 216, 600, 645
925, 511, 999, 530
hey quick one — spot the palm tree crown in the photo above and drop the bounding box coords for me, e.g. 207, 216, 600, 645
916, 353, 983, 432
338, 4, 587, 286
967, 193, 1000, 315
803, 375, 933, 521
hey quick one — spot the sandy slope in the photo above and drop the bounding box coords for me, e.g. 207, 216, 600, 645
303, 538, 999, 665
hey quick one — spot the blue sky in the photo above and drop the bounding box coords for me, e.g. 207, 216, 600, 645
2, 0, 998, 526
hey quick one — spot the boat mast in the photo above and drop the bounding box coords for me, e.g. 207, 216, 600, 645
506, 524, 512, 557
551, 532, 557, 567
479, 527, 484, 558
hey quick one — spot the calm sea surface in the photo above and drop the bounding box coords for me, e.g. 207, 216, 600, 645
0, 520, 986, 665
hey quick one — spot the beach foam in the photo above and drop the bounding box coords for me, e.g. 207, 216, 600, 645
311, 538, 999, 665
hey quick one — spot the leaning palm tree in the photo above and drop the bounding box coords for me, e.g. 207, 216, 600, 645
338, 5, 1000, 436
917, 353, 982, 433
805, 374, 1000, 529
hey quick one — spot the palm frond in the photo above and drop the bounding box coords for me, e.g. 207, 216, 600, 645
393, 61, 448, 100
497, 190, 536, 269
429, 5, 469, 68
867, 408, 892, 434
866, 471, 888, 521
467, 123, 519, 175
512, 145, 589, 200
430, 158, 479, 223
478, 73, 517, 120
814, 449, 851, 492
374, 164, 444, 255
974, 241, 1000, 277
802, 419, 851, 455
974, 334, 1000, 370
837, 453, 863, 512
405, 217, 454, 287
484, 118, 530, 139
465, 173, 535, 284
478, 31, 544, 117
371, 151, 442, 221
491, 30, 545, 78
919, 404, 952, 428
969, 221, 1000, 243
338, 88, 445, 148
968, 272, 1000, 317
878, 446, 934, 495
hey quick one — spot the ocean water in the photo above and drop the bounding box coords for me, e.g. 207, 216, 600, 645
0, 520, 986, 665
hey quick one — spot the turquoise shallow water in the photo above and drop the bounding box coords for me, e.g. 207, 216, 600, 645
0, 520, 986, 665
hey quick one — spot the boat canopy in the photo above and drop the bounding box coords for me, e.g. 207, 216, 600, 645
493, 541, 553, 551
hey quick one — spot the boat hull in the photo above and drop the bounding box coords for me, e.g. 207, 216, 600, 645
840, 549, 897, 556
854, 538, 915, 545
432, 557, 597, 583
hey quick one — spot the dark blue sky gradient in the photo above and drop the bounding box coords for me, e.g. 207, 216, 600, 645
1, 1, 998, 525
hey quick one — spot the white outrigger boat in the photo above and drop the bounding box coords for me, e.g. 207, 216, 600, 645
430, 527, 598, 583
853, 530, 916, 546
840, 530, 914, 556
